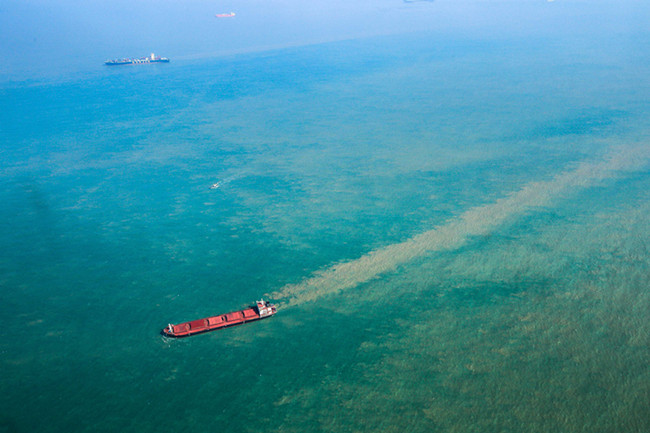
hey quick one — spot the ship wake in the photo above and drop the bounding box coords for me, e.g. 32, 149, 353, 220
270, 143, 649, 308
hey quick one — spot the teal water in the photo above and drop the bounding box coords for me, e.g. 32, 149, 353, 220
1, 28, 649, 433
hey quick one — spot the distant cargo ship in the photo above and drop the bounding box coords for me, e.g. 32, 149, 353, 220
104, 53, 170, 66
162, 299, 277, 338
216, 12, 236, 18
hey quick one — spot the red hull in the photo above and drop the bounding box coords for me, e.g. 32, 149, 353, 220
162, 300, 276, 338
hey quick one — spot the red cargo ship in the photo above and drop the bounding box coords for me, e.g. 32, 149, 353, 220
162, 300, 276, 338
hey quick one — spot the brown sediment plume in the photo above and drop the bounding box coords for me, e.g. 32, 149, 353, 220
270, 144, 649, 308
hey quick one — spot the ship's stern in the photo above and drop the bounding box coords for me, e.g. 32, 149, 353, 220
256, 300, 277, 318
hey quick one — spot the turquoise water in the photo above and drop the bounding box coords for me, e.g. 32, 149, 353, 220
1, 28, 649, 433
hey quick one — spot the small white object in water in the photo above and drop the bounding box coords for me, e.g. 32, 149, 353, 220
209, 182, 221, 189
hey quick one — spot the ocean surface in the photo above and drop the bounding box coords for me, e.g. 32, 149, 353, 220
1, 13, 650, 433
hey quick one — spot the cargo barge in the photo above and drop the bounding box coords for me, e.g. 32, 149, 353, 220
105, 53, 169, 66
162, 300, 276, 338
